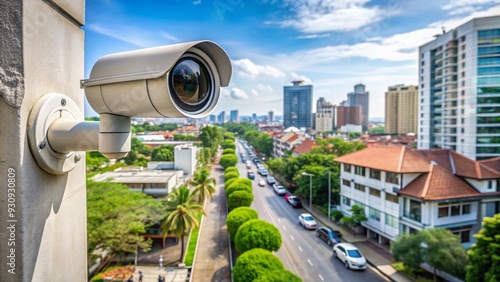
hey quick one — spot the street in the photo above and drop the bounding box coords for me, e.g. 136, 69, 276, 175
235, 144, 388, 282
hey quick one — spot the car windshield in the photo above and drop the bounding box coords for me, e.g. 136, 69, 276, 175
347, 250, 362, 258
304, 216, 314, 221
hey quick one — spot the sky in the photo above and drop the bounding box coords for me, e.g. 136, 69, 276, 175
84, 0, 500, 119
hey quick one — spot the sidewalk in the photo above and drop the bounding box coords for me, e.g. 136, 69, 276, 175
305, 205, 413, 282
190, 166, 231, 282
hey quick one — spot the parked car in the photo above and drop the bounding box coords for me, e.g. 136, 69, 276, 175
258, 168, 268, 176
316, 226, 341, 246
246, 160, 252, 169
273, 184, 286, 195
266, 175, 276, 184
258, 178, 266, 187
332, 243, 367, 270
298, 213, 317, 230
287, 196, 302, 208
247, 170, 255, 180
241, 156, 247, 162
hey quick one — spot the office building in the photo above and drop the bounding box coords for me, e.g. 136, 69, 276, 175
218, 111, 226, 124
337, 105, 361, 131
209, 114, 216, 123
315, 97, 335, 132
347, 83, 370, 131
283, 80, 313, 129
385, 85, 419, 134
252, 113, 257, 122
230, 110, 239, 123
268, 111, 274, 123
418, 16, 500, 160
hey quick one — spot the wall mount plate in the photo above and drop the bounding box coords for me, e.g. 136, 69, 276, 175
27, 93, 83, 175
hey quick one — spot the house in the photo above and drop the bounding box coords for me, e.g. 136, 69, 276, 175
292, 139, 317, 156
335, 147, 500, 247
273, 132, 306, 157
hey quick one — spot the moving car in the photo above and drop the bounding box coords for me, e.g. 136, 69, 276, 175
241, 156, 247, 162
246, 160, 252, 169
316, 226, 341, 246
247, 170, 255, 180
258, 178, 266, 187
287, 196, 302, 208
273, 183, 286, 195
298, 213, 317, 230
332, 243, 367, 270
266, 175, 276, 185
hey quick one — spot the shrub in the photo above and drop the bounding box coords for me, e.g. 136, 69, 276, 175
222, 148, 235, 155
235, 219, 282, 254
228, 191, 253, 210
221, 140, 236, 150
253, 270, 302, 282
233, 248, 284, 282
225, 177, 238, 189
331, 210, 344, 222
224, 166, 239, 175
226, 178, 252, 191
225, 182, 252, 197
226, 207, 259, 242
224, 171, 239, 182
219, 154, 238, 169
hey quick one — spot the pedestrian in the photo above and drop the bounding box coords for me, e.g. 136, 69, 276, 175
158, 274, 163, 282
138, 271, 143, 282
127, 274, 134, 282
159, 254, 164, 269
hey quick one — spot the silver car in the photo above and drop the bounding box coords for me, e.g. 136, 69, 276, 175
332, 243, 367, 270
298, 213, 317, 230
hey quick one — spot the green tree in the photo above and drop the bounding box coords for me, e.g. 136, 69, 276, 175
196, 147, 212, 169
151, 145, 174, 161
368, 125, 385, 134
226, 179, 253, 197
467, 214, 500, 282
253, 133, 274, 156
199, 126, 222, 156
228, 190, 254, 210
219, 154, 238, 169
253, 270, 302, 282
224, 171, 239, 182
221, 139, 236, 150
226, 207, 259, 242
189, 168, 216, 202
233, 248, 284, 282
222, 148, 235, 155
223, 132, 235, 141
161, 185, 204, 261
267, 157, 285, 176
235, 219, 282, 254
87, 180, 162, 272
224, 166, 239, 175
243, 130, 259, 144
340, 204, 368, 231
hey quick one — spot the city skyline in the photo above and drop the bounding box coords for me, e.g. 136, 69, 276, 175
84, 1, 500, 118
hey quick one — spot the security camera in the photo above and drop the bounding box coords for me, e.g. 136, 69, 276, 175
27, 40, 231, 175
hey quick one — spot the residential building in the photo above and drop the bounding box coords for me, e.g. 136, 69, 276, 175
273, 131, 306, 157
337, 105, 362, 130
268, 111, 275, 123
385, 85, 419, 134
315, 97, 335, 132
347, 83, 370, 131
283, 80, 313, 129
292, 139, 317, 156
230, 110, 239, 122
418, 16, 500, 160
335, 146, 500, 247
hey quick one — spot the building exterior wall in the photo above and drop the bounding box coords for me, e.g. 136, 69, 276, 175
385, 85, 418, 134
174, 144, 198, 178
0, 1, 86, 280
315, 97, 335, 132
347, 84, 370, 131
337, 105, 361, 129
283, 81, 313, 129
418, 16, 500, 160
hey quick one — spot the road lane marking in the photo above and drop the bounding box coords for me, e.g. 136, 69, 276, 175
283, 225, 287, 230
298, 246, 303, 252
290, 234, 294, 240
277, 218, 281, 222
307, 259, 313, 266
318, 274, 324, 281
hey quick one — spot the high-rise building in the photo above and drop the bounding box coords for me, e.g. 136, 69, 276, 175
230, 110, 239, 123
268, 111, 274, 123
385, 85, 419, 134
347, 83, 370, 131
336, 105, 361, 129
252, 113, 257, 122
283, 80, 313, 129
418, 16, 500, 160
218, 111, 226, 124
209, 114, 216, 123
315, 97, 335, 132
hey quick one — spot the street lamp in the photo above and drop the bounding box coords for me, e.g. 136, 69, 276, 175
301, 172, 314, 211
327, 170, 331, 221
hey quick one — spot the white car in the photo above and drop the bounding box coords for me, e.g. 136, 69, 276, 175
332, 243, 367, 270
258, 178, 266, 187
298, 213, 317, 230
273, 184, 286, 195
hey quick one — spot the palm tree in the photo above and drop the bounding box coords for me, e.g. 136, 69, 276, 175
190, 168, 216, 203
161, 185, 204, 261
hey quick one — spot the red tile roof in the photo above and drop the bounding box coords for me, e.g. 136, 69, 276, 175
398, 164, 481, 201
287, 134, 300, 143
293, 140, 317, 155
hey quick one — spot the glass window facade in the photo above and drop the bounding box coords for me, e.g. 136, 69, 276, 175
385, 214, 399, 228
369, 208, 381, 221
386, 172, 399, 185
369, 169, 381, 180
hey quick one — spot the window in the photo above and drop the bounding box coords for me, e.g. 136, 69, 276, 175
463, 204, 470, 214
450, 227, 471, 243
369, 208, 381, 221
438, 202, 472, 217
488, 181, 493, 189
385, 214, 399, 228
344, 164, 352, 172
354, 184, 366, 192
369, 188, 381, 197
354, 166, 365, 176
342, 196, 351, 207
369, 169, 381, 180
386, 193, 398, 204
342, 179, 351, 187
451, 205, 461, 216
438, 206, 448, 218
386, 172, 399, 185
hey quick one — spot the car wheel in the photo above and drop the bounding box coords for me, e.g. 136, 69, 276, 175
327, 240, 332, 246
333, 250, 337, 258
345, 261, 350, 269
315, 232, 319, 237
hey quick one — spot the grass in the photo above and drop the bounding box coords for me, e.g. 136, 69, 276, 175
184, 213, 203, 266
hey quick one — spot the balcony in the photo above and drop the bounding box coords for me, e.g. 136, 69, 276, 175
403, 211, 421, 223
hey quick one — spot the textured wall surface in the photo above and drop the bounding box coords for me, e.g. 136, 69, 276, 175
0, 0, 86, 281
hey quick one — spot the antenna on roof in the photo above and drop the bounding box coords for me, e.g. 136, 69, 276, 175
442, 26, 446, 34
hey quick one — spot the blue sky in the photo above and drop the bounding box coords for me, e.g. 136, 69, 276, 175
84, 0, 500, 118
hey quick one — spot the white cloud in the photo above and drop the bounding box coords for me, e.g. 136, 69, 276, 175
230, 88, 249, 100
232, 58, 285, 78
160, 32, 180, 42
221, 88, 231, 97
193, 0, 202, 5
251, 89, 259, 96
269, 0, 396, 34
443, 0, 499, 10
257, 83, 273, 92
87, 23, 181, 47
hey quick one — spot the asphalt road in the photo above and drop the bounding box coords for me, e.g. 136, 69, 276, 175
235, 144, 388, 282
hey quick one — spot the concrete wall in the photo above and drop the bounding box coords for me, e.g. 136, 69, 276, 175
0, 1, 86, 281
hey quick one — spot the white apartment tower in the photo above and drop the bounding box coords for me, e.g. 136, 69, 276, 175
315, 97, 335, 132
418, 16, 500, 160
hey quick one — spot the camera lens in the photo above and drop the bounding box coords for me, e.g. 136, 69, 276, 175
170, 56, 211, 112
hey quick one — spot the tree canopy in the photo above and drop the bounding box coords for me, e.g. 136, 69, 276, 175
235, 219, 282, 254
219, 154, 238, 169
467, 214, 500, 282
151, 145, 174, 161
233, 248, 284, 282
189, 168, 216, 202
226, 207, 259, 242
228, 190, 254, 210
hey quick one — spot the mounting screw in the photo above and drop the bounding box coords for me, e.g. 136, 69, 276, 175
61, 98, 66, 106
74, 153, 82, 163
39, 142, 46, 149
